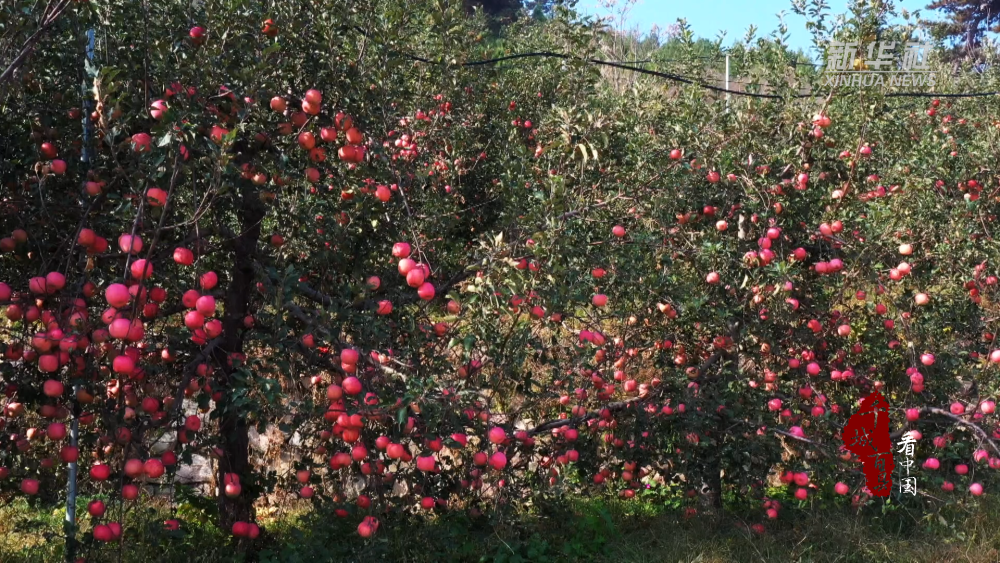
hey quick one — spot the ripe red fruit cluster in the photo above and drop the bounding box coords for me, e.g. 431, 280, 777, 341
392, 242, 435, 302
231, 520, 260, 538
357, 516, 379, 537
0, 229, 29, 254
93, 522, 122, 542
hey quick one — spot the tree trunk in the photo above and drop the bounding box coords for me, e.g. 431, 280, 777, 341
701, 322, 738, 513
213, 187, 265, 532
701, 455, 724, 511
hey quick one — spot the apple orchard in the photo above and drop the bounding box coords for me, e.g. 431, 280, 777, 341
4, 0, 1000, 556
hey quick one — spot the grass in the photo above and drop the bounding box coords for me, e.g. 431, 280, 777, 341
3, 490, 1000, 563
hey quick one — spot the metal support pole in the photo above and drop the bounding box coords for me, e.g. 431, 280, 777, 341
65, 27, 95, 563
81, 29, 95, 163
64, 389, 79, 562
725, 54, 730, 112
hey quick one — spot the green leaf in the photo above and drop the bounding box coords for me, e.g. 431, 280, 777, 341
262, 42, 282, 57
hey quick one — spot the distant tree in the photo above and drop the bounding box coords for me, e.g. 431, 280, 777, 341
525, 0, 558, 20
638, 32, 661, 53
465, 0, 523, 20
655, 36, 722, 62
925, 0, 1000, 55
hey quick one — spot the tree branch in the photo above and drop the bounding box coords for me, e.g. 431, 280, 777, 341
892, 406, 1000, 458
285, 269, 472, 310
167, 338, 223, 425
771, 429, 835, 459
527, 353, 722, 436
0, 0, 73, 88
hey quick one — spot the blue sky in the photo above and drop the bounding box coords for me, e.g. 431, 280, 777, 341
575, 0, 930, 61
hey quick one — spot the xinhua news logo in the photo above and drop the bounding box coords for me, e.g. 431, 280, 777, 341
822, 41, 938, 88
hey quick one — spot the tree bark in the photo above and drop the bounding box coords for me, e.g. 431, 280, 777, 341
700, 320, 740, 512
703, 455, 723, 511
212, 187, 265, 532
